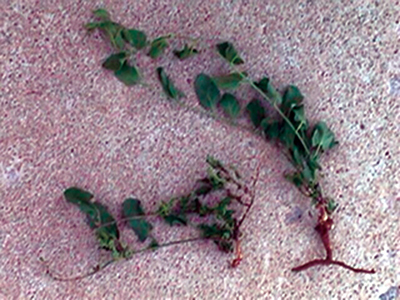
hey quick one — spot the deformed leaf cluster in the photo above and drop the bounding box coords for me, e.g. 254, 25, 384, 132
63, 157, 248, 264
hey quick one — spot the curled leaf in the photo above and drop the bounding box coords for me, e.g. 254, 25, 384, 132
156, 67, 184, 99
148, 36, 169, 59
216, 42, 244, 65
194, 74, 220, 109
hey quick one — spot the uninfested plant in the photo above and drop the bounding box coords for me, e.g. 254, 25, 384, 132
43, 8, 376, 279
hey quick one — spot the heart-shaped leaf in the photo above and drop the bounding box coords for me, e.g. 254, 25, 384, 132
254, 77, 282, 106
173, 44, 198, 60
246, 99, 265, 127
219, 93, 240, 118
216, 42, 244, 65
260, 119, 281, 139
122, 29, 147, 50
122, 199, 153, 242
311, 121, 338, 151
282, 85, 304, 113
156, 67, 184, 99
148, 36, 169, 59
194, 74, 220, 109
102, 52, 126, 71
213, 72, 247, 90
114, 61, 140, 85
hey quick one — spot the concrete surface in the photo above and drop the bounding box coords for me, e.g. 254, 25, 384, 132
1, 0, 399, 299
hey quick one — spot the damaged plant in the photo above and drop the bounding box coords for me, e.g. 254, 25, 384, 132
60, 8, 375, 275
41, 156, 259, 281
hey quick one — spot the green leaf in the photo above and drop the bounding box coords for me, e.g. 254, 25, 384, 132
114, 61, 140, 86
64, 188, 119, 241
157, 199, 175, 217
260, 119, 281, 139
216, 42, 244, 65
207, 166, 226, 189
214, 197, 232, 218
91, 202, 119, 239
173, 44, 198, 60
156, 67, 184, 99
282, 85, 304, 113
148, 36, 169, 59
85, 22, 103, 30
246, 99, 265, 127
284, 172, 304, 187
122, 199, 153, 242
113, 29, 125, 49
327, 199, 338, 214
213, 72, 247, 90
194, 74, 220, 109
291, 105, 308, 134
290, 145, 303, 166
96, 21, 126, 50
206, 155, 224, 169
149, 239, 159, 250
279, 122, 296, 149
254, 77, 282, 105
219, 93, 240, 118
164, 214, 187, 226
64, 187, 94, 204
122, 29, 147, 50
311, 121, 338, 151
93, 8, 110, 20
64, 187, 96, 216
102, 52, 126, 71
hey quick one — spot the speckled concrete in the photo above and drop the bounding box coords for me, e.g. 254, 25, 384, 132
1, 0, 399, 299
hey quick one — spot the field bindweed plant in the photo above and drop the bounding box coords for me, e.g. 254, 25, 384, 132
41, 8, 376, 280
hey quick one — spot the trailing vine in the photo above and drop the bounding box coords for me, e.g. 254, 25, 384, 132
42, 8, 376, 280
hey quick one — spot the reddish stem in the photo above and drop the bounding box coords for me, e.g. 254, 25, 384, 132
292, 259, 376, 273
292, 202, 375, 274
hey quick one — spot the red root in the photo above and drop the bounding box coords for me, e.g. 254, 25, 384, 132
292, 204, 375, 274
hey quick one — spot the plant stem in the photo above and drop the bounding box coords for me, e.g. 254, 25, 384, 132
41, 237, 205, 281
292, 201, 375, 274
241, 73, 310, 156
